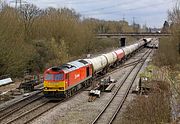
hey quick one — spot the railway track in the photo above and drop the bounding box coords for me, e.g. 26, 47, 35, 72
0, 48, 151, 124
90, 49, 152, 124
0, 93, 44, 123
0, 86, 84, 124
3, 87, 86, 124
0, 95, 48, 124
0, 89, 43, 111
5, 99, 64, 124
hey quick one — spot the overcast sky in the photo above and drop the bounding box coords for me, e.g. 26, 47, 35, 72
7, 0, 175, 28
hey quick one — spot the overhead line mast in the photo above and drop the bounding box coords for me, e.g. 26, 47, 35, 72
15, 0, 22, 9
10, 0, 27, 9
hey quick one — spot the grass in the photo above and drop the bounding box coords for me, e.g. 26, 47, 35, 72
116, 80, 171, 124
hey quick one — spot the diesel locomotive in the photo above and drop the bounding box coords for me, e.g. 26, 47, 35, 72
43, 38, 152, 98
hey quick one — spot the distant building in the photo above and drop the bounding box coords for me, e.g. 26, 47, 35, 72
149, 28, 161, 33
161, 21, 170, 33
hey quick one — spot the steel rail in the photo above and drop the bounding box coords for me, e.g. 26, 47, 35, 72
108, 50, 152, 124
0, 48, 150, 124
6, 100, 51, 124
0, 94, 44, 122
0, 90, 42, 112
5, 83, 86, 124
90, 49, 152, 124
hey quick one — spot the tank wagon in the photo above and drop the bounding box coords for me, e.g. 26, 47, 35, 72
84, 55, 108, 75
43, 38, 152, 98
114, 49, 125, 64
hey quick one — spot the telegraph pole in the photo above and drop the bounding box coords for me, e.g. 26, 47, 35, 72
133, 17, 135, 25
133, 17, 136, 32
15, 0, 18, 8
122, 14, 125, 23
19, 0, 22, 9
11, 0, 25, 9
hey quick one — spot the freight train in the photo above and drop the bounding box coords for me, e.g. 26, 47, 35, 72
43, 38, 152, 98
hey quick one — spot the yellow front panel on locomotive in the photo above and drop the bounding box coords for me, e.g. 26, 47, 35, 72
44, 81, 65, 91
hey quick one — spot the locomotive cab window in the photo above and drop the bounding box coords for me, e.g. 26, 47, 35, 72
54, 74, 64, 81
45, 74, 53, 81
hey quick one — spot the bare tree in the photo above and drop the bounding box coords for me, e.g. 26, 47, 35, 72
168, 1, 180, 24
0, 0, 8, 11
19, 4, 41, 41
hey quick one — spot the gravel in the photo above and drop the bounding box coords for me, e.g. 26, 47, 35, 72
31, 48, 153, 124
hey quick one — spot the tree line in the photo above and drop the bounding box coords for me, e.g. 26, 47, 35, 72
154, 1, 180, 69
0, 3, 138, 77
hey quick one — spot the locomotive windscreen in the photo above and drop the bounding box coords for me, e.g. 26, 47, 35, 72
54, 74, 64, 81
44, 73, 64, 81
45, 74, 53, 80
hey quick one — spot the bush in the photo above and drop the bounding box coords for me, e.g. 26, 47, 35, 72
117, 81, 170, 124
153, 37, 180, 67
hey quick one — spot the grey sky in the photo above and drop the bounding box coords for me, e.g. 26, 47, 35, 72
7, 0, 175, 28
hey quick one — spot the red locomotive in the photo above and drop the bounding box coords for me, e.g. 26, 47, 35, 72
43, 60, 92, 97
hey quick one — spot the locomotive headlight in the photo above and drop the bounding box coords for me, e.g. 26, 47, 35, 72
59, 87, 64, 90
